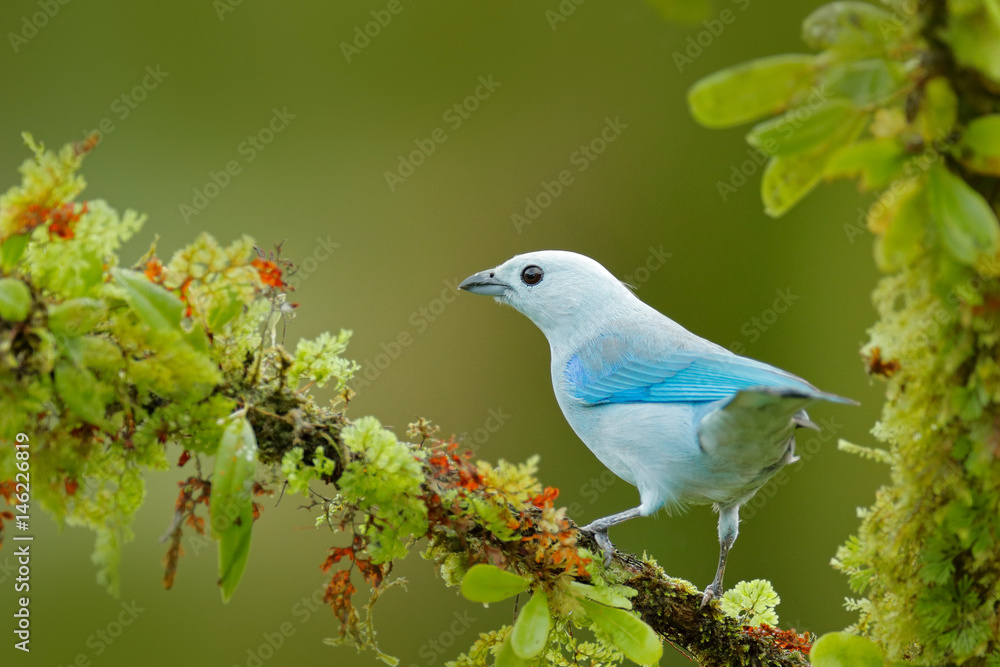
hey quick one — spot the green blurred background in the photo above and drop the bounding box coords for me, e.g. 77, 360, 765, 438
0, 1, 886, 665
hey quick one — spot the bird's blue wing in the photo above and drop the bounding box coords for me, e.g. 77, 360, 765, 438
564, 334, 849, 405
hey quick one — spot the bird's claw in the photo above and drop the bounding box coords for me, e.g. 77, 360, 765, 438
700, 583, 720, 609
579, 524, 617, 566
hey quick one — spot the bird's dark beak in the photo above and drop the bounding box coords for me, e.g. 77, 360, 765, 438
459, 270, 510, 296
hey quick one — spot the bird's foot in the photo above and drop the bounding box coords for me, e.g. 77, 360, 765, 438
579, 523, 616, 566
700, 583, 721, 610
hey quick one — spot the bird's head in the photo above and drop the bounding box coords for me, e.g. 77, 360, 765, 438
459, 250, 637, 343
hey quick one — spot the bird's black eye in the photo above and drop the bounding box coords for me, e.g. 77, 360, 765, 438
521, 265, 543, 285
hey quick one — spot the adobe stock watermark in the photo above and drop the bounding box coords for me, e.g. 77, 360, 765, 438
406, 610, 478, 666
229, 582, 328, 667
178, 107, 296, 223
841, 132, 958, 244
80, 65, 170, 146
545, 0, 587, 30
715, 85, 829, 202
565, 469, 620, 519
283, 235, 341, 291
340, 0, 413, 63
54, 599, 146, 667
511, 116, 628, 233
622, 245, 672, 291
231, 579, 475, 667
352, 277, 464, 389
672, 0, 752, 73
7, 0, 72, 53
384, 75, 501, 192
740, 414, 845, 521
214, 0, 245, 21
727, 288, 799, 355
459, 407, 512, 457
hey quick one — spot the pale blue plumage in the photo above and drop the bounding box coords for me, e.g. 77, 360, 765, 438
458, 250, 856, 606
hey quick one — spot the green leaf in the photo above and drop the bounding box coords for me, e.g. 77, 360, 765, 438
957, 114, 1000, 176
918, 77, 958, 142
927, 162, 1000, 266
873, 179, 926, 273
761, 112, 866, 217
568, 581, 633, 609
511, 590, 551, 659
579, 597, 663, 665
54, 359, 108, 426
747, 99, 856, 156
0, 233, 30, 273
460, 564, 530, 604
76, 335, 125, 371
801, 1, 900, 56
77, 250, 106, 296
810, 631, 884, 667
822, 58, 905, 106
825, 138, 906, 190
112, 267, 209, 352
112, 267, 185, 334
212, 416, 258, 603
207, 288, 245, 331
943, 2, 1000, 86
0, 277, 32, 322
48, 298, 106, 337
763, 155, 824, 218
496, 635, 528, 667
688, 55, 818, 129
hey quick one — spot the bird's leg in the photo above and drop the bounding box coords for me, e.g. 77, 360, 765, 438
701, 504, 740, 608
579, 507, 643, 566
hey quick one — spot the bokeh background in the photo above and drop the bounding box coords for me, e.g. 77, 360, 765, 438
0, 1, 887, 665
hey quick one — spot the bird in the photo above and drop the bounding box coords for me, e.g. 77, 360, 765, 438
458, 250, 856, 607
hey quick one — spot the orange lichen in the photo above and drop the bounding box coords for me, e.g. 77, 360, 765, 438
251, 258, 285, 288
144, 257, 166, 284
743, 624, 813, 656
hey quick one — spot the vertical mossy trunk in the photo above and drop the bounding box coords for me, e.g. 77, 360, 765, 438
836, 256, 1000, 663
835, 6, 1000, 661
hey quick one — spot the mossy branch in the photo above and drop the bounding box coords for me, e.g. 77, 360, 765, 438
273, 408, 813, 666
579, 538, 812, 667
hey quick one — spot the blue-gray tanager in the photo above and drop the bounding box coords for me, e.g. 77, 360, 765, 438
458, 250, 855, 606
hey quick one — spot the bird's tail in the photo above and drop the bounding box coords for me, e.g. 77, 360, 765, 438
722, 385, 858, 409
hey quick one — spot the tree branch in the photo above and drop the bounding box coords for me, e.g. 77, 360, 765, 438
575, 528, 811, 666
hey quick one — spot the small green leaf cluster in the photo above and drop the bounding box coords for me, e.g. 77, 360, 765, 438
289, 330, 358, 391
689, 0, 1000, 272
720, 578, 781, 628
457, 564, 661, 666
335, 416, 428, 563
689, 2, 915, 217
280, 444, 339, 497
